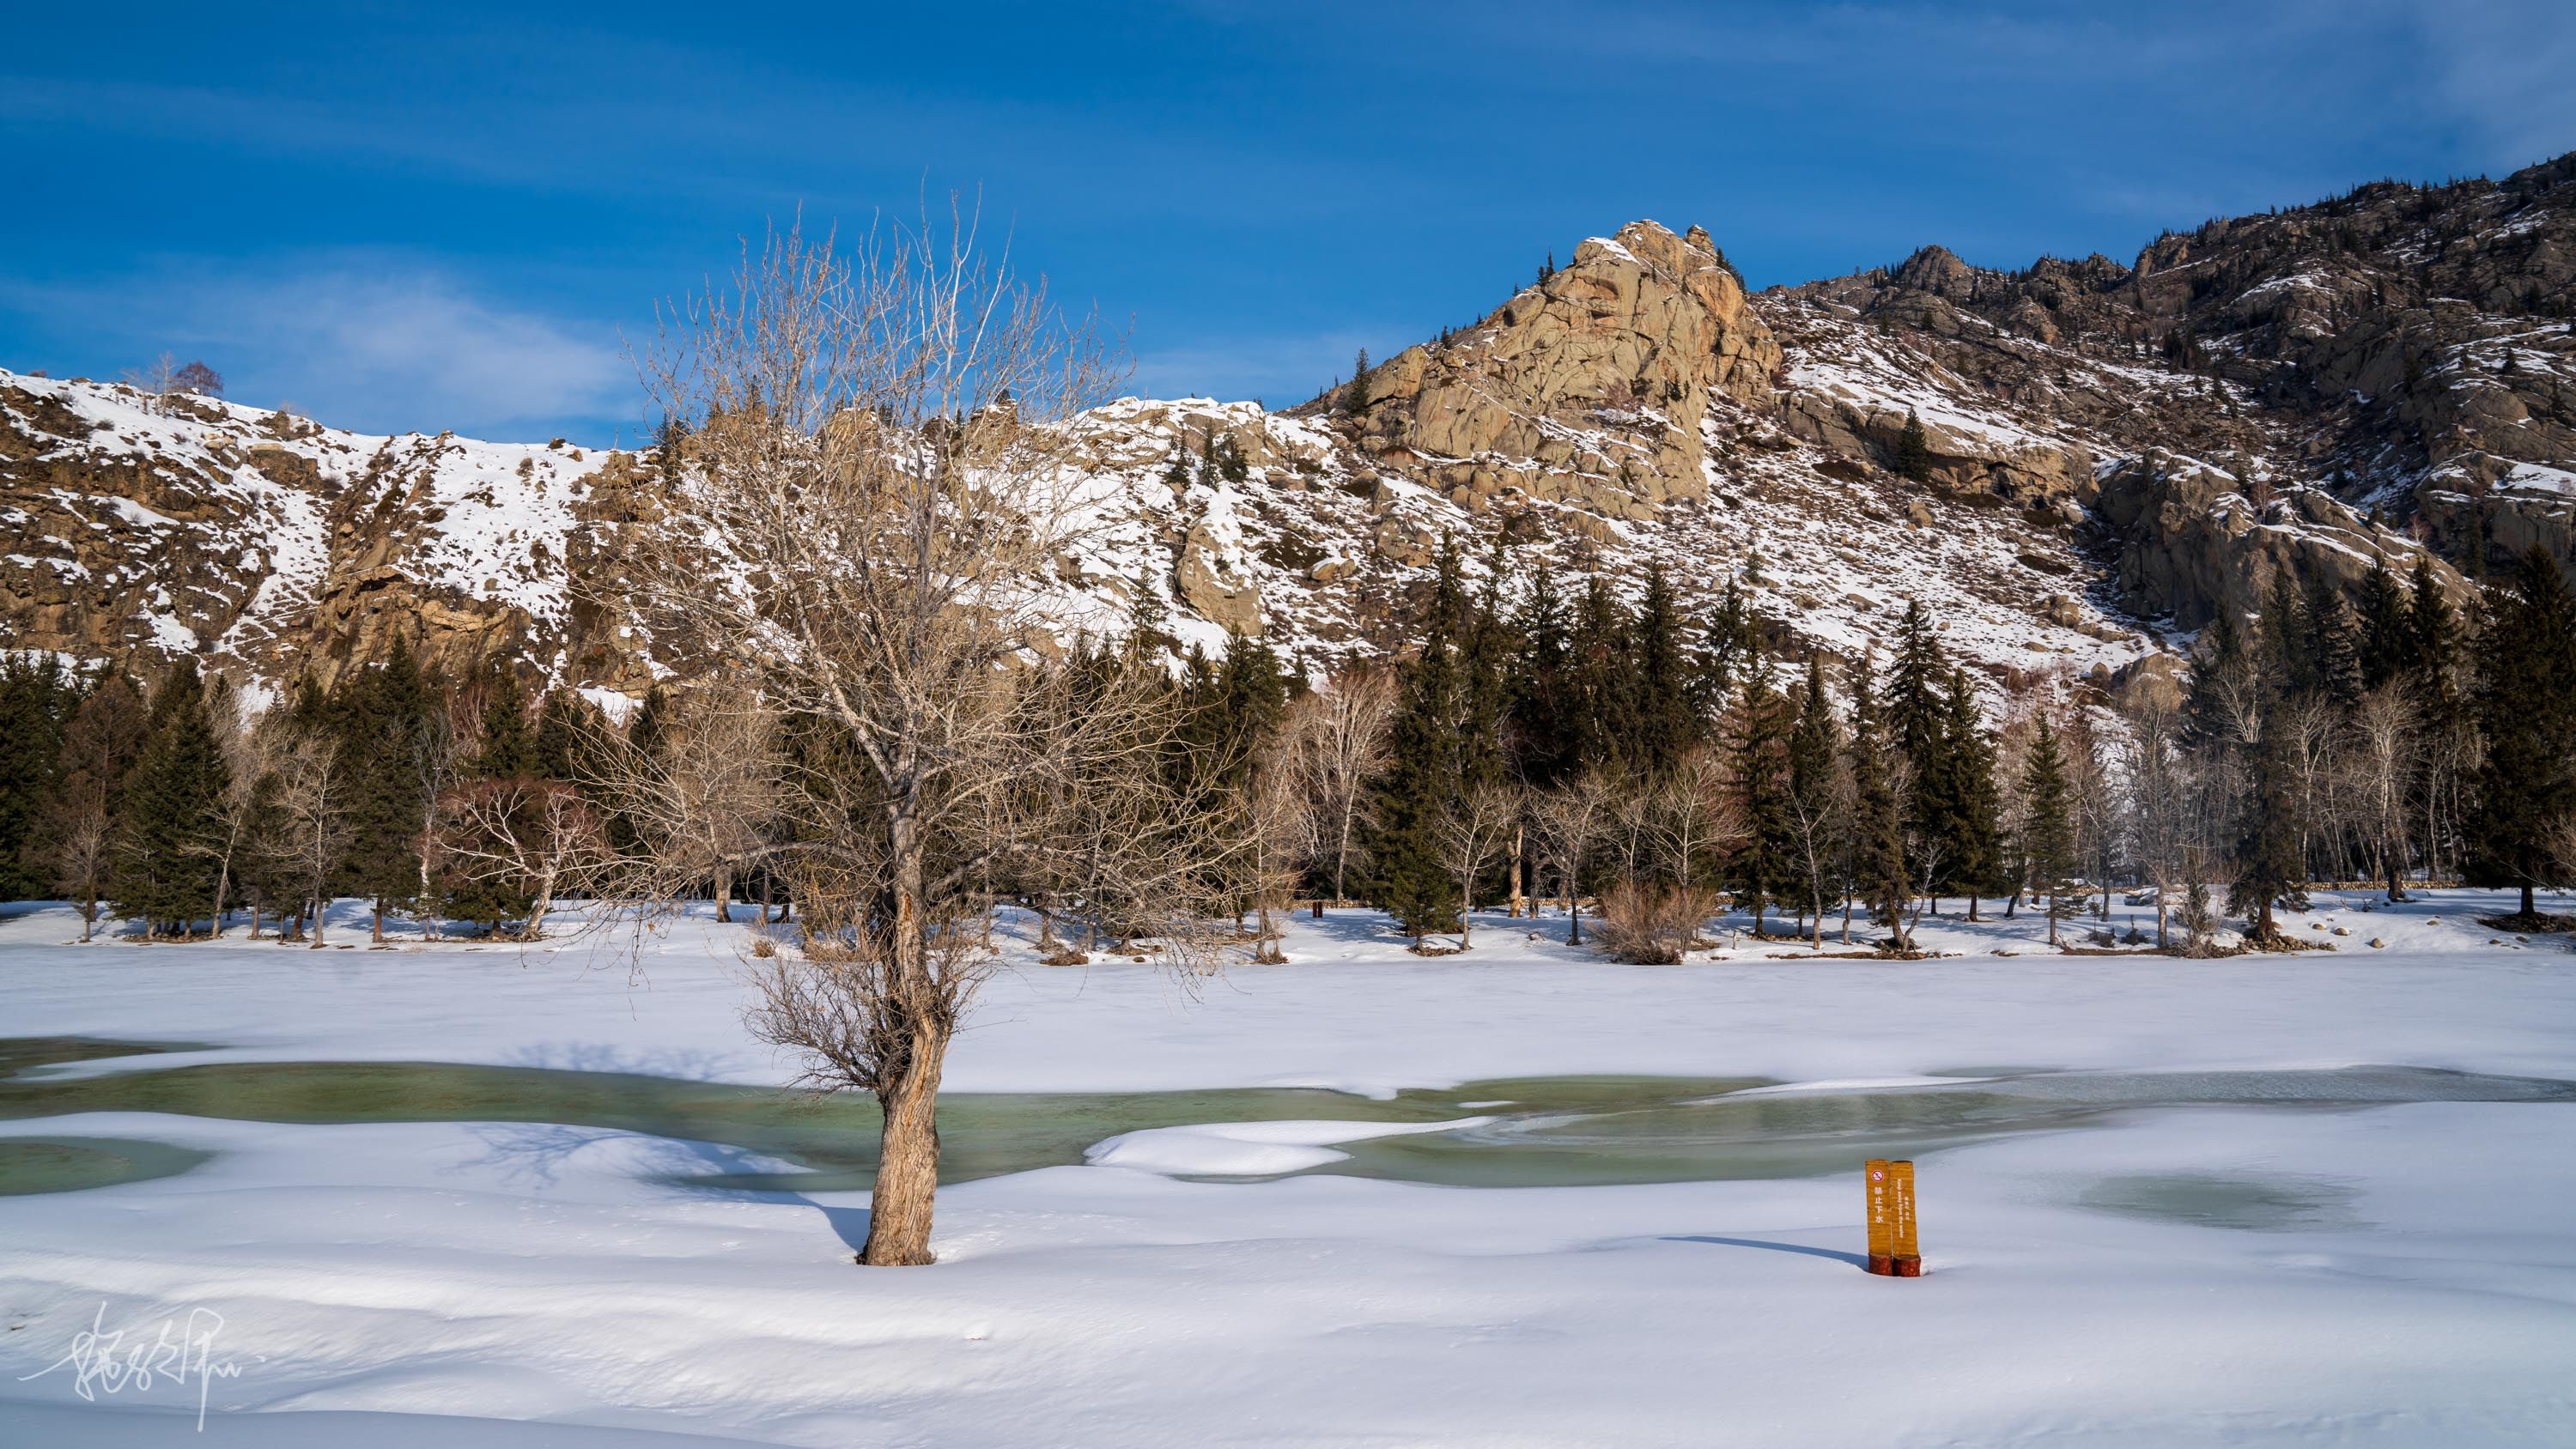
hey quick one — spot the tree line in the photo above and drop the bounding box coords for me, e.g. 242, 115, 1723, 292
0, 642, 724, 944
1144, 534, 2576, 960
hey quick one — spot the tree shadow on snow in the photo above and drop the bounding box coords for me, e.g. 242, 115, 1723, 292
457, 1119, 871, 1253
1660, 1234, 1869, 1269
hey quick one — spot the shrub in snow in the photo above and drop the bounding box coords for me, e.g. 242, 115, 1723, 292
1595, 883, 1716, 964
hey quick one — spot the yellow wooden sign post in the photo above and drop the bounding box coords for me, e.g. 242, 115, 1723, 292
1864, 1158, 1894, 1275
1864, 1158, 1922, 1276
1889, 1160, 1921, 1276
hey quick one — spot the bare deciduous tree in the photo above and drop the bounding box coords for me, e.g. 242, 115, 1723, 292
1285, 667, 1394, 904
603, 209, 1224, 1267
2349, 684, 2421, 901
1532, 770, 1615, 946
272, 735, 354, 949
614, 688, 783, 924
2119, 690, 2189, 948
123, 353, 181, 415
1650, 747, 1744, 894
1251, 754, 1313, 962
1433, 782, 1522, 950
437, 779, 608, 937
55, 809, 112, 943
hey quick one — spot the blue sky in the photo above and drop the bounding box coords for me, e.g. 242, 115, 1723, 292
4, 1, 2571, 446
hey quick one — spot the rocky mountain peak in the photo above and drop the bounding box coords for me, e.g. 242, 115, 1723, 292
9, 159, 2569, 716
1346, 218, 1780, 523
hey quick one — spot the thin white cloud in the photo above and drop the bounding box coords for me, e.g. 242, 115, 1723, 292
2, 260, 635, 440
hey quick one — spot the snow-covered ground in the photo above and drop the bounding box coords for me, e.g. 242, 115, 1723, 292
3, 893, 2573, 1446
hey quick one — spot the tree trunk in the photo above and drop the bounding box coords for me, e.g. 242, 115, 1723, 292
249, 902, 263, 940
212, 860, 232, 937
1565, 856, 1583, 946
861, 797, 945, 1267
2156, 895, 2169, 949
1334, 809, 1353, 906
863, 1037, 944, 1266
311, 894, 328, 948
1967, 894, 1980, 922
1508, 826, 1525, 918
373, 900, 386, 944
526, 864, 558, 940
1459, 876, 1473, 950
2386, 851, 2404, 903
715, 864, 732, 924
418, 844, 440, 941
2523, 883, 2537, 919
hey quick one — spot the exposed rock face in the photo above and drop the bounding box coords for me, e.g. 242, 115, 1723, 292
2092, 457, 2470, 628
1772, 153, 2576, 580
1176, 522, 1266, 637
1357, 221, 1780, 518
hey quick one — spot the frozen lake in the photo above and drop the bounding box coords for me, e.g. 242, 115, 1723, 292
3, 892, 2573, 1446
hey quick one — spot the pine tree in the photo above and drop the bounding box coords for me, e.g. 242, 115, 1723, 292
1888, 598, 1953, 897
2230, 701, 2306, 941
1567, 576, 1636, 773
1213, 632, 1291, 792
112, 660, 230, 937
2017, 712, 2077, 945
2262, 566, 2314, 698
2186, 610, 2251, 748
45, 672, 146, 836
1507, 560, 1575, 786
1893, 409, 1934, 481
2357, 555, 2415, 688
2407, 554, 2460, 716
1728, 670, 1791, 936
337, 639, 438, 938
1938, 670, 2003, 919
1372, 540, 1467, 937
1783, 654, 1841, 937
533, 688, 589, 783
1162, 437, 1193, 491
1629, 561, 1695, 777
1689, 579, 1756, 719
2312, 592, 2364, 706
471, 665, 538, 780
1342, 349, 1371, 415
1843, 664, 1909, 947
1888, 600, 1949, 768
0, 654, 70, 899
2464, 545, 2576, 919
1457, 549, 1514, 794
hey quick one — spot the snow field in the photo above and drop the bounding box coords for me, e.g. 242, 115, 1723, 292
0, 890, 2571, 1445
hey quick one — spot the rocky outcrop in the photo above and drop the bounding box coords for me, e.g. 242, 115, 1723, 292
1176, 521, 1266, 637
1771, 154, 2576, 580
1354, 221, 1780, 519
1775, 389, 2095, 503
2092, 457, 2470, 628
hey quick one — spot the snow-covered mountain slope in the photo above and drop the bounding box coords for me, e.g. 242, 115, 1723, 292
21, 153, 2566, 705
